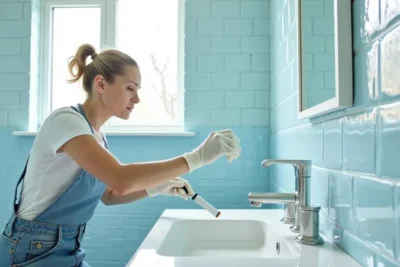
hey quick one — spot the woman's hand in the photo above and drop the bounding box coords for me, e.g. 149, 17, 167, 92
146, 177, 195, 200
183, 129, 241, 172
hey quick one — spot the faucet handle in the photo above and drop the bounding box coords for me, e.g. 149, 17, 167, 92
261, 159, 311, 177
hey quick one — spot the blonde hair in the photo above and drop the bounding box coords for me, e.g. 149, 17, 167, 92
67, 43, 138, 94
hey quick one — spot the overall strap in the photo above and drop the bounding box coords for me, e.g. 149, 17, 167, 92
5, 155, 30, 235
13, 156, 29, 214
71, 104, 109, 150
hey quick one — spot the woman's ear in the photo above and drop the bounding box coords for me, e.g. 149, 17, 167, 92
93, 75, 105, 94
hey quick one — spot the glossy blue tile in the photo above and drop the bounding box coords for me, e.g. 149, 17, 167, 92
378, 103, 400, 180
269, 163, 296, 194
381, 25, 400, 103
268, 0, 400, 265
310, 167, 329, 216
268, 129, 307, 192
275, 124, 309, 160
308, 123, 323, 166
319, 215, 350, 249
323, 118, 343, 170
185, 54, 197, 73
211, 1, 240, 18
318, 215, 331, 240
254, 18, 269, 36
241, 1, 269, 18
354, 175, 395, 258
185, 109, 210, 127
274, 65, 292, 106
272, 94, 301, 132
185, 37, 211, 54
353, 41, 379, 107
340, 231, 375, 267
185, 18, 197, 37
343, 109, 376, 174
185, 1, 210, 18
225, 19, 252, 36
329, 171, 353, 232
269, 133, 277, 157
301, 17, 312, 35
352, 0, 379, 50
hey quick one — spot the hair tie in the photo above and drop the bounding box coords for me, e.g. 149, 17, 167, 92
91, 53, 97, 60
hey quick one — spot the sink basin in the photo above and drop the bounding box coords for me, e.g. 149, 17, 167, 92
127, 210, 363, 267
156, 219, 296, 258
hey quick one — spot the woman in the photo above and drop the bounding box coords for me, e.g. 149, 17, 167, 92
0, 44, 241, 267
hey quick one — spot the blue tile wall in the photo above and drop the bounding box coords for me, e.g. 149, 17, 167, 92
270, 0, 400, 266
0, 0, 270, 266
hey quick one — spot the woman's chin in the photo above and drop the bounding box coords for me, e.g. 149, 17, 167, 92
115, 113, 131, 120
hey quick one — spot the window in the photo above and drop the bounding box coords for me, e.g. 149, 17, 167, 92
40, 0, 185, 132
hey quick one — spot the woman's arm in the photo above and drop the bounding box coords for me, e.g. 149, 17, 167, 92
61, 134, 190, 195
101, 177, 195, 205
61, 129, 240, 196
101, 187, 148, 205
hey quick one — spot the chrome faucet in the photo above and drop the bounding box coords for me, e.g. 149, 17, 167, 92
248, 159, 324, 246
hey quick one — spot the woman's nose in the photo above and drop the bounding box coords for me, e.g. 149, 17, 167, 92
133, 94, 140, 104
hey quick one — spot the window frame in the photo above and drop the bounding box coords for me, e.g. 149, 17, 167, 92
38, 0, 185, 133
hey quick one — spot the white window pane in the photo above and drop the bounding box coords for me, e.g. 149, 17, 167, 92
51, 7, 101, 111
111, 0, 180, 127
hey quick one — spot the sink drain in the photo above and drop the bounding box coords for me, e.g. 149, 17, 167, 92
276, 241, 280, 255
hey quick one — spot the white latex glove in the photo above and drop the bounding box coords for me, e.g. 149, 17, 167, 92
182, 129, 241, 172
146, 177, 195, 200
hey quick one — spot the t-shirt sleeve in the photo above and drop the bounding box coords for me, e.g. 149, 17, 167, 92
48, 109, 93, 155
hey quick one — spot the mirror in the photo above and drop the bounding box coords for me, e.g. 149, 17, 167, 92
297, 0, 353, 119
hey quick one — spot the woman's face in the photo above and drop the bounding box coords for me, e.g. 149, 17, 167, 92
99, 65, 142, 120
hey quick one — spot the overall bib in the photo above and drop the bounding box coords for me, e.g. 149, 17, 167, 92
0, 104, 108, 267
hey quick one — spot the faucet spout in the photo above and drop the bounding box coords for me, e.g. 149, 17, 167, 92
261, 159, 312, 177
248, 192, 298, 204
256, 159, 312, 234
249, 159, 323, 246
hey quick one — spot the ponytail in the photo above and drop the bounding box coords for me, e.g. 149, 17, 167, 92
67, 43, 96, 85
67, 43, 138, 95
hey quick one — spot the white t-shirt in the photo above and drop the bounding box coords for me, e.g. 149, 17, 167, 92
16, 106, 106, 221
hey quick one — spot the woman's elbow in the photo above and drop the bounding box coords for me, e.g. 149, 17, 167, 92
111, 181, 131, 196
103, 165, 132, 195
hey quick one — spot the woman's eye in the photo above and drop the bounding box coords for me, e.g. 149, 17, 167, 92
128, 87, 134, 91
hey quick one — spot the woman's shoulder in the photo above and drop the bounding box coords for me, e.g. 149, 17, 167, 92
45, 105, 84, 123
50, 105, 80, 116
36, 106, 93, 154
39, 105, 89, 134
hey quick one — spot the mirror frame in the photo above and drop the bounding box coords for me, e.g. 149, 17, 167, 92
296, 0, 353, 119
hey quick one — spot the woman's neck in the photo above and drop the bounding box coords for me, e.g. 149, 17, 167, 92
82, 99, 111, 132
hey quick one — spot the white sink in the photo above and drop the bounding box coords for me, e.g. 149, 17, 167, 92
156, 219, 295, 258
126, 209, 363, 267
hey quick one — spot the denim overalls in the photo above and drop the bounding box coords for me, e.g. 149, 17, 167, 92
0, 104, 108, 267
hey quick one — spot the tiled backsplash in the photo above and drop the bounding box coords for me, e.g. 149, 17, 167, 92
270, 0, 400, 266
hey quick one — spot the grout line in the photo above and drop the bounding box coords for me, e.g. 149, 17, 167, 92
312, 165, 399, 184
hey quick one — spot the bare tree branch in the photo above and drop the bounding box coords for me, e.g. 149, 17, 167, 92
149, 28, 177, 120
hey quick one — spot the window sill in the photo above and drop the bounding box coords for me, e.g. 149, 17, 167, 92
12, 130, 196, 137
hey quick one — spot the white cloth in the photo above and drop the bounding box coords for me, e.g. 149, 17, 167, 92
16, 106, 106, 221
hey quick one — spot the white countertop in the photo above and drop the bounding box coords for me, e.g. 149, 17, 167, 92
126, 209, 361, 267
